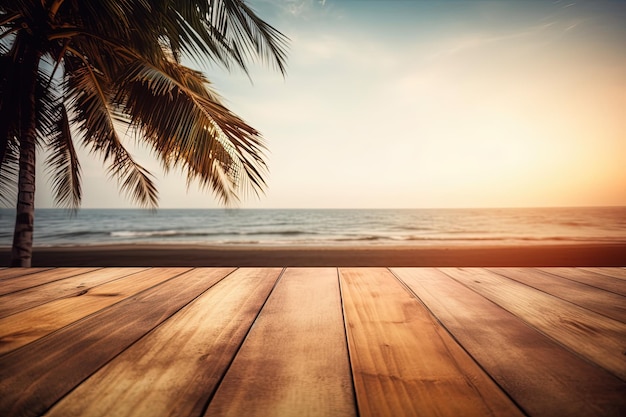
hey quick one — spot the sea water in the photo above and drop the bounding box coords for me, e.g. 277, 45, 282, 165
1, 207, 625, 247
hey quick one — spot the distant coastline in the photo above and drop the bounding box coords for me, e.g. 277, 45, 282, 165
2, 242, 624, 267
2, 207, 625, 266
2, 207, 625, 248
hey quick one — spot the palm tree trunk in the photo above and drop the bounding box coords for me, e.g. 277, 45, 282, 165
10, 42, 40, 267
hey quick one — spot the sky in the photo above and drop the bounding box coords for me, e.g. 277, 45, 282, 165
36, 0, 626, 209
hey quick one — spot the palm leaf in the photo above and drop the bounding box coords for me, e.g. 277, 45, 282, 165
45, 104, 82, 209
2, 0, 286, 211
148, 0, 288, 73
35, 56, 62, 140
0, 47, 20, 173
0, 137, 18, 207
65, 52, 158, 208
218, 0, 289, 74
116, 57, 267, 204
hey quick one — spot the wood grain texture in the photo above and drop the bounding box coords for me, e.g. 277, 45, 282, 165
0, 267, 100, 295
2, 267, 625, 417
441, 267, 626, 381
392, 267, 626, 417
539, 267, 626, 296
339, 268, 524, 417
0, 267, 146, 318
0, 267, 53, 281
0, 267, 178, 354
582, 267, 626, 280
489, 268, 626, 322
0, 268, 233, 417
45, 268, 281, 417
205, 268, 356, 417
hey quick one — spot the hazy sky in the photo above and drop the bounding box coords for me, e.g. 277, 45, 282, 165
36, 0, 626, 209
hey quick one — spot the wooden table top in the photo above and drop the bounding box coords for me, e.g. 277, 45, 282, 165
1, 267, 625, 416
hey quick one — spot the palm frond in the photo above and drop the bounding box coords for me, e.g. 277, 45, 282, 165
110, 151, 158, 209
58, 0, 135, 42
147, 0, 288, 74
3, 0, 285, 212
35, 56, 82, 209
45, 104, 82, 209
0, 42, 21, 175
35, 56, 62, 140
116, 57, 267, 204
218, 0, 289, 75
65, 53, 158, 208
0, 136, 18, 207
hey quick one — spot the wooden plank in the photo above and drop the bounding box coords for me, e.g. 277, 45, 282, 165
0, 267, 100, 296
45, 268, 282, 417
582, 267, 626, 280
0, 267, 234, 417
205, 268, 356, 417
539, 267, 626, 296
0, 267, 147, 318
441, 267, 626, 381
0, 267, 53, 281
393, 267, 626, 417
489, 268, 626, 323
339, 268, 524, 417
0, 267, 186, 355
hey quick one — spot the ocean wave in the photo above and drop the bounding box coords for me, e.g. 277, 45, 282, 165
109, 229, 316, 238
246, 230, 315, 236
111, 230, 189, 238
4, 207, 624, 247
334, 235, 386, 242
44, 230, 110, 238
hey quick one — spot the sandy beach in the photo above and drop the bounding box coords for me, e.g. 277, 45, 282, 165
1, 243, 624, 267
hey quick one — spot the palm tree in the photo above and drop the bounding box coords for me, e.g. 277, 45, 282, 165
0, 1, 288, 267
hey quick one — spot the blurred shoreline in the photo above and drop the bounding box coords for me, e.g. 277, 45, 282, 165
2, 243, 624, 267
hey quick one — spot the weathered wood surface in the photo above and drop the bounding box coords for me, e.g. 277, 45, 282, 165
0, 268, 232, 416
0, 267, 100, 296
339, 268, 524, 417
583, 267, 626, 280
205, 268, 356, 417
46, 268, 279, 417
539, 267, 626, 296
488, 267, 626, 322
0, 267, 180, 354
0, 267, 54, 281
392, 268, 626, 417
441, 267, 626, 381
0, 267, 624, 417
0, 267, 146, 318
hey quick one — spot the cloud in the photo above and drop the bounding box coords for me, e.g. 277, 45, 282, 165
426, 17, 586, 63
260, 0, 326, 18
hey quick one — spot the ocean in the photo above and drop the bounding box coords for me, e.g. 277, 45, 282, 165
1, 207, 625, 247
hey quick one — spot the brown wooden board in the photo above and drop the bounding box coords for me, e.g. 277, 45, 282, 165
539, 267, 626, 296
582, 267, 626, 280
441, 267, 626, 381
0, 267, 54, 281
205, 268, 356, 417
489, 268, 626, 323
46, 268, 282, 417
0, 267, 100, 296
0, 267, 187, 355
0, 267, 147, 318
393, 267, 626, 417
0, 268, 234, 417
339, 268, 524, 417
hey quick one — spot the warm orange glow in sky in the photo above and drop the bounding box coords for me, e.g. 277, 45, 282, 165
36, 0, 626, 209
